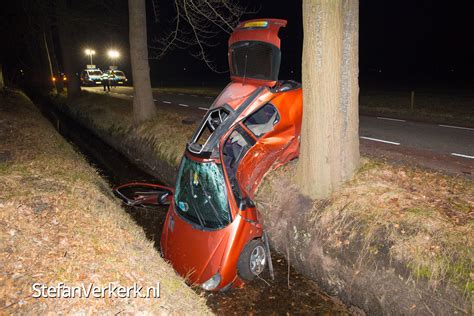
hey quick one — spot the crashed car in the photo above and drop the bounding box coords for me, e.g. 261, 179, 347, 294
115, 19, 302, 291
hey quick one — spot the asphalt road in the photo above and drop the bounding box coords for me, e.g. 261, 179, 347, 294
83, 86, 474, 173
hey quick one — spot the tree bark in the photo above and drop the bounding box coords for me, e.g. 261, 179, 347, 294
45, 23, 64, 93
57, 0, 81, 98
297, 0, 359, 199
0, 64, 4, 89
129, 0, 157, 124
43, 31, 55, 92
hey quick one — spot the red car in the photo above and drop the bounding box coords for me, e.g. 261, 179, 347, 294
116, 19, 302, 291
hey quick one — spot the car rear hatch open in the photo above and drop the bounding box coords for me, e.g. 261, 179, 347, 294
228, 19, 287, 87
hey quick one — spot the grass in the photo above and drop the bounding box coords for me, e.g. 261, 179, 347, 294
255, 158, 473, 297
0, 91, 210, 314
152, 86, 223, 97
61, 91, 198, 169
360, 91, 474, 126
51, 89, 473, 311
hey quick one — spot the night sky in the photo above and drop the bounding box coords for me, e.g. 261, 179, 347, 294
0, 0, 473, 89
148, 0, 474, 88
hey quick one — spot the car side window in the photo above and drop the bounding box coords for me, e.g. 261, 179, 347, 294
243, 103, 280, 138
222, 126, 255, 204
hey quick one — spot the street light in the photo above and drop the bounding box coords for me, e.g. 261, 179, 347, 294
107, 49, 120, 61
84, 49, 96, 65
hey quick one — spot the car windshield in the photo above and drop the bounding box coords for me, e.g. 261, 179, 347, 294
174, 156, 231, 229
88, 70, 102, 76
114, 71, 125, 76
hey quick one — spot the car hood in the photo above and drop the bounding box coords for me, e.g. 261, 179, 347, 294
164, 205, 231, 284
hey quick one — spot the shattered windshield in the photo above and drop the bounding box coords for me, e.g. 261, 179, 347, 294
174, 156, 231, 229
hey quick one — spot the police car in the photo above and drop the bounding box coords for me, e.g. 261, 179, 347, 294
105, 69, 127, 85
80, 66, 103, 86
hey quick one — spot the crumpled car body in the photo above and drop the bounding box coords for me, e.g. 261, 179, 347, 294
160, 19, 303, 291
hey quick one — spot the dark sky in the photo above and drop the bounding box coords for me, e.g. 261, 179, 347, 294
148, 0, 474, 87
1, 0, 473, 88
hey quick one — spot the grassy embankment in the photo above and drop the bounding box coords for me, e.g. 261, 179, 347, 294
52, 91, 472, 314
0, 91, 210, 314
256, 160, 473, 314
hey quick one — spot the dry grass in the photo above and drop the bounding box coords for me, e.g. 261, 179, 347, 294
0, 91, 210, 314
51, 89, 473, 311
360, 91, 474, 125
256, 158, 473, 296
152, 86, 223, 97
61, 91, 197, 168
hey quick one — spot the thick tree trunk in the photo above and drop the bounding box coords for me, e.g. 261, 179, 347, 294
57, 0, 81, 98
297, 0, 359, 199
129, 0, 157, 124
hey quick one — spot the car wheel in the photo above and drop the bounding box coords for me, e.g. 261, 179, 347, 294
237, 239, 266, 281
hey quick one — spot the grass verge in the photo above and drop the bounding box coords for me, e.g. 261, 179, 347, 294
255, 159, 473, 314
50, 90, 473, 314
0, 91, 210, 314
360, 91, 474, 126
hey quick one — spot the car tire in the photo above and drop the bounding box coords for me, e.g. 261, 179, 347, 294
237, 239, 266, 281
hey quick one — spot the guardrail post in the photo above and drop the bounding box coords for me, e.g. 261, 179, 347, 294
410, 90, 415, 112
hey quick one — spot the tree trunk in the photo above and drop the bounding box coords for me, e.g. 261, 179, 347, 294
57, 0, 81, 98
296, 0, 359, 199
129, 0, 157, 124
45, 24, 64, 93
0, 64, 4, 89
43, 31, 55, 92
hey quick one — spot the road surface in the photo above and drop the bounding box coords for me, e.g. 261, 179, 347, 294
83, 86, 474, 175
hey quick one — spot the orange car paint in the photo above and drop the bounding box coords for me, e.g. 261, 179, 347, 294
160, 19, 302, 291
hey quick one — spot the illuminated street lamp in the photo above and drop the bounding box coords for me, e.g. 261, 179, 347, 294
84, 49, 96, 65
107, 49, 120, 63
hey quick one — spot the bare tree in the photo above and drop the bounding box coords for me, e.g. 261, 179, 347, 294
150, 0, 249, 72
296, 0, 360, 199
129, 0, 157, 124
129, 0, 249, 123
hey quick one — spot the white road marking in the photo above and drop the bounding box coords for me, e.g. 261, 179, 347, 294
179, 103, 189, 107
205, 96, 213, 99
451, 153, 474, 159
377, 117, 406, 122
360, 136, 400, 145
162, 101, 172, 104
198, 107, 209, 111
153, 99, 158, 101
438, 124, 474, 131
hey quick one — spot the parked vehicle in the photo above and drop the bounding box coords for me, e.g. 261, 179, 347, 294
105, 70, 127, 85
80, 68, 103, 86
114, 19, 302, 291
